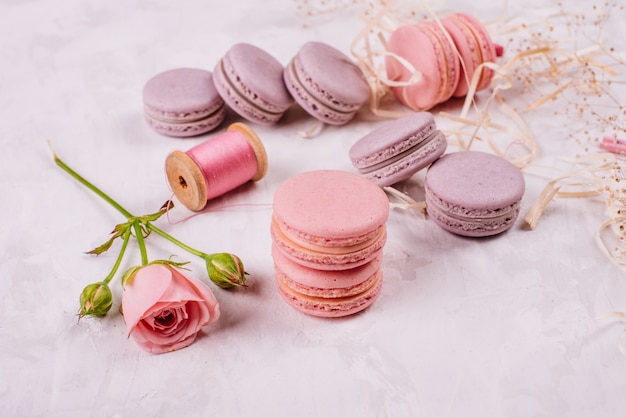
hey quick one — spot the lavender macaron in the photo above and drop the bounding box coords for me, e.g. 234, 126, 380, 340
349, 112, 447, 187
142, 68, 226, 137
213, 43, 293, 125
424, 151, 525, 237
284, 41, 369, 126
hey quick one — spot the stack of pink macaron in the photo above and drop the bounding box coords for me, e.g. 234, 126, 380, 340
270, 170, 389, 318
386, 12, 501, 111
142, 41, 370, 137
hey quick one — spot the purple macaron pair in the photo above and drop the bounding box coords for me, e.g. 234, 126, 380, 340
350, 113, 525, 237
142, 41, 370, 138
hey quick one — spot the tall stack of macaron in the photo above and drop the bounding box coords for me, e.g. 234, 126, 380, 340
270, 170, 389, 317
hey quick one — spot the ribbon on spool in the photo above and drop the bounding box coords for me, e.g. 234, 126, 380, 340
165, 123, 268, 211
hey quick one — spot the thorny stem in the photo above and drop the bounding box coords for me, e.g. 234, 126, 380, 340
52, 149, 133, 219
52, 146, 211, 262
102, 229, 131, 285
133, 221, 149, 266
147, 223, 209, 259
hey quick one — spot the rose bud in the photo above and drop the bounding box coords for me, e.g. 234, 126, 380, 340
79, 282, 113, 318
121, 263, 220, 354
204, 253, 248, 289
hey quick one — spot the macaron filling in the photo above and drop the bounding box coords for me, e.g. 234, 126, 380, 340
272, 215, 385, 251
355, 129, 444, 174
426, 185, 521, 220
276, 273, 382, 318
215, 60, 285, 123
424, 151, 525, 237
143, 101, 224, 124
218, 53, 291, 115
284, 59, 357, 125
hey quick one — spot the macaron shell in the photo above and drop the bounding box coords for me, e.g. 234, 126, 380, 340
271, 219, 387, 270
362, 131, 447, 187
421, 21, 460, 104
349, 112, 448, 186
350, 112, 437, 168
221, 43, 293, 112
386, 23, 455, 111
284, 41, 369, 125
272, 170, 390, 245
143, 68, 224, 123
454, 13, 497, 91
425, 197, 520, 237
441, 17, 481, 97
213, 44, 293, 125
293, 42, 369, 111
144, 109, 225, 138
283, 61, 355, 126
425, 151, 525, 237
273, 244, 383, 297
276, 268, 383, 318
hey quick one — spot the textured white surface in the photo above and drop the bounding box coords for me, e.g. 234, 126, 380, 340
2, 0, 626, 417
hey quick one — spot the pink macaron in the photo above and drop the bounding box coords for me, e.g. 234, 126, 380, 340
273, 245, 383, 318
385, 21, 460, 111
213, 43, 294, 125
142, 68, 226, 137
271, 170, 389, 317
284, 41, 370, 125
349, 112, 447, 187
424, 151, 525, 237
271, 170, 389, 270
442, 13, 497, 97
385, 13, 498, 110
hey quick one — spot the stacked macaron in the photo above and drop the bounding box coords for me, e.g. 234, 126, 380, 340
271, 170, 389, 317
349, 112, 447, 187
386, 13, 500, 111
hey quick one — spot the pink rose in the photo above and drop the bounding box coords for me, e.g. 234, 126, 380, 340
121, 263, 220, 354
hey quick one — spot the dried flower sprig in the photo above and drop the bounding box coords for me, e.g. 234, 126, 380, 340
51, 146, 248, 319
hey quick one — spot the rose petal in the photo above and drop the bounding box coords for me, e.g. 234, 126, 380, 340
122, 264, 173, 333
121, 264, 221, 354
131, 321, 199, 354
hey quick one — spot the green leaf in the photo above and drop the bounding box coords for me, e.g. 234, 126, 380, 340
85, 222, 129, 255
139, 200, 175, 223
85, 235, 117, 255
150, 259, 191, 270
120, 265, 143, 288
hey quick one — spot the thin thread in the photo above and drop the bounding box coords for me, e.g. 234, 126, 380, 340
186, 130, 259, 201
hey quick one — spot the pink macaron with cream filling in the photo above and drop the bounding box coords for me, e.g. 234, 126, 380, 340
271, 170, 389, 270
273, 245, 383, 317
385, 21, 460, 111
271, 170, 389, 317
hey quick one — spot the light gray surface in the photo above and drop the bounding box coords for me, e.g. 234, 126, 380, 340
2, 0, 626, 416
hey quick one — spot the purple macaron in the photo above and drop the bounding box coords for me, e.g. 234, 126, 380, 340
424, 151, 525, 237
284, 41, 369, 126
213, 43, 293, 125
142, 68, 226, 138
349, 112, 447, 187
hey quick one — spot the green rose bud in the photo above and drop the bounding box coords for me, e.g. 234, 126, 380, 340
205, 253, 248, 289
79, 282, 113, 317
